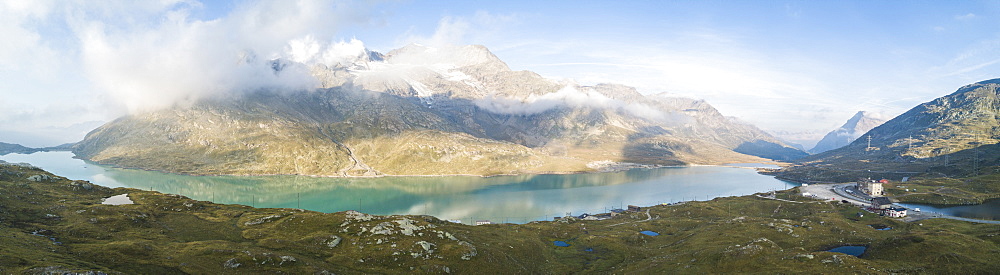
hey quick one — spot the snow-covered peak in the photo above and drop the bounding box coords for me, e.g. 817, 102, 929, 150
385, 44, 509, 71
285, 37, 383, 70
810, 110, 888, 153
843, 111, 888, 132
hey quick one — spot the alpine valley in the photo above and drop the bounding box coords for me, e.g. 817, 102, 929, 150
770, 79, 1000, 204
74, 44, 806, 177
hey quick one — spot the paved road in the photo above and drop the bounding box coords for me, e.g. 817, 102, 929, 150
799, 183, 1000, 224
800, 183, 868, 206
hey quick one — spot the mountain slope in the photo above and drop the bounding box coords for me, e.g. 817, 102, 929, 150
774, 78, 1000, 182
74, 90, 551, 176
74, 44, 805, 176
810, 111, 887, 154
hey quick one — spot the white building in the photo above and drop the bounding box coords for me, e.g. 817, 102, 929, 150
857, 178, 885, 196
884, 207, 907, 218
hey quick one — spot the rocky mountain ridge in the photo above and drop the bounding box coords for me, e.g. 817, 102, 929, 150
810, 111, 888, 154
774, 78, 1000, 182
74, 44, 806, 176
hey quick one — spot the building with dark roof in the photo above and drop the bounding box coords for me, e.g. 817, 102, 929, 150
871, 197, 892, 209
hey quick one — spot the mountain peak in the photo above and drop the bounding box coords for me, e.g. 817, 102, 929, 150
810, 110, 887, 153
384, 44, 510, 71
842, 111, 887, 130
842, 111, 867, 129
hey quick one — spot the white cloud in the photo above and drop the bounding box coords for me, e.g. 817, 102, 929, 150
321, 39, 369, 65
475, 85, 604, 115
943, 58, 1000, 77
425, 16, 471, 47
286, 35, 324, 64
474, 85, 670, 121
935, 38, 1000, 81
0, 1, 110, 146
955, 13, 977, 21
0, 0, 394, 114
0, 0, 389, 145
397, 11, 519, 47
507, 38, 847, 135
3, 1, 994, 149
72, 0, 387, 113
0, 1, 58, 73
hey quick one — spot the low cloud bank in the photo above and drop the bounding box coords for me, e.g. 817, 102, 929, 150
73, 0, 382, 113
474, 85, 674, 122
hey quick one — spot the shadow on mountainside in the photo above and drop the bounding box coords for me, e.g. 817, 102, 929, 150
772, 143, 1000, 183
734, 140, 810, 162
620, 128, 687, 166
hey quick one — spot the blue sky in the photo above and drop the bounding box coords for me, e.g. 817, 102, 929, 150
2, 0, 999, 148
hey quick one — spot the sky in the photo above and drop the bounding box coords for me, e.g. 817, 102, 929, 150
2, 0, 999, 149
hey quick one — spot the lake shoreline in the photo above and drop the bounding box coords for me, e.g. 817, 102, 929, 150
71, 153, 783, 179
2, 151, 799, 224
3, 161, 998, 274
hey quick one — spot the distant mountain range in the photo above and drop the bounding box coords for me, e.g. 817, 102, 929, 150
774, 78, 1000, 182
74, 44, 806, 176
0, 142, 74, 156
809, 111, 887, 154
0, 142, 36, 155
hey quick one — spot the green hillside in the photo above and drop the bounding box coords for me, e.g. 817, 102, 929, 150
2, 163, 997, 273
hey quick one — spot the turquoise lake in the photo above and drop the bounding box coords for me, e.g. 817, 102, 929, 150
2, 151, 798, 224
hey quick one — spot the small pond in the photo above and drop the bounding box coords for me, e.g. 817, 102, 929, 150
868, 224, 891, 231
639, 230, 660, 236
102, 194, 134, 205
827, 245, 866, 257
553, 241, 570, 247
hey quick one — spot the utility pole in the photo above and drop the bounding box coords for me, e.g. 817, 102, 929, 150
865, 135, 877, 153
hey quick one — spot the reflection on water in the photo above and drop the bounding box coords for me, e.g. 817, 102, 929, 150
827, 246, 866, 257
724, 163, 781, 169
898, 200, 1000, 220
3, 151, 798, 224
